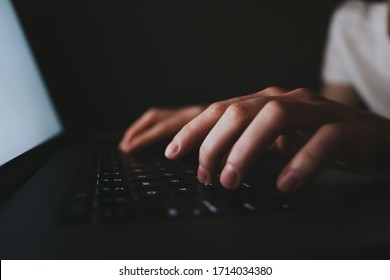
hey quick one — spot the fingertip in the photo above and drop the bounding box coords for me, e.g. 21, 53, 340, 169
220, 163, 241, 189
165, 140, 179, 159
119, 145, 129, 154
197, 164, 210, 184
277, 169, 301, 193
118, 141, 127, 152
119, 141, 135, 154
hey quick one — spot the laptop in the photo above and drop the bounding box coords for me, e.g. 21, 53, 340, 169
1, 0, 390, 259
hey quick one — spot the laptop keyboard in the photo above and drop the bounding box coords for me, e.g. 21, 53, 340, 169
63, 144, 291, 223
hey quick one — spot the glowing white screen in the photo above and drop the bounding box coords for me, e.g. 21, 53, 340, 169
0, 0, 63, 166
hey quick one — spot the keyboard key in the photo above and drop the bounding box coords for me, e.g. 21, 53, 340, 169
239, 199, 291, 213
165, 178, 190, 186
177, 196, 224, 217
132, 180, 163, 189
135, 188, 169, 199
171, 186, 200, 195
65, 143, 288, 223
202, 199, 219, 214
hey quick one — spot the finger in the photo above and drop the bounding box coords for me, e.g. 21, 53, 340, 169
277, 123, 346, 192
165, 87, 288, 160
197, 97, 276, 183
125, 114, 194, 152
274, 133, 307, 156
219, 99, 329, 189
120, 108, 171, 152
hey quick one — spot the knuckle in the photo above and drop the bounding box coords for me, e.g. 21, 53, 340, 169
263, 100, 288, 119
145, 107, 160, 118
295, 87, 311, 93
179, 122, 193, 136
179, 119, 201, 139
226, 102, 251, 121
191, 105, 205, 114
207, 101, 228, 116
294, 88, 318, 100
327, 123, 348, 141
264, 86, 286, 95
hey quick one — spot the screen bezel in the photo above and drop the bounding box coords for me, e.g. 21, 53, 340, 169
0, 0, 67, 199
0, 134, 65, 200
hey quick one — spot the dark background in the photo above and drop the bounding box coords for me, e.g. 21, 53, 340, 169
12, 0, 341, 131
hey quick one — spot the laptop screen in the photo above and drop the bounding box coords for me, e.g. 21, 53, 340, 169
0, 0, 63, 166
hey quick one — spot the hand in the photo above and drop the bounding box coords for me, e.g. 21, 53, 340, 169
120, 105, 206, 153
164, 87, 390, 192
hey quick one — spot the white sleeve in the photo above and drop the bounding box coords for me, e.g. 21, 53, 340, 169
321, 6, 352, 85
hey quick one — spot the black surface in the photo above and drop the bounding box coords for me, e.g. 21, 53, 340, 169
1, 140, 390, 259
12, 0, 340, 131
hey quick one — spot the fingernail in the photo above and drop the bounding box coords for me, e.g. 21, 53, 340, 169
277, 170, 299, 192
165, 140, 179, 158
197, 165, 210, 184
220, 163, 240, 189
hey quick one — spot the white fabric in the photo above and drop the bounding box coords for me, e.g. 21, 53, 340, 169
322, 0, 390, 119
